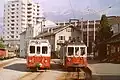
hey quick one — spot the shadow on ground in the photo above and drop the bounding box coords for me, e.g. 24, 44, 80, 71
92, 75, 120, 80
50, 63, 64, 72
3, 63, 27, 72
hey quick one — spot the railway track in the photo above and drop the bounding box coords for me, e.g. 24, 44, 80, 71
18, 70, 44, 80
57, 67, 92, 80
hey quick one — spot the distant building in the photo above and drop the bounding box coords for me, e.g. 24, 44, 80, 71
3, 0, 41, 47
107, 16, 120, 34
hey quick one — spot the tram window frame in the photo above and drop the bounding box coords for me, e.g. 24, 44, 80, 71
30, 46, 35, 54
68, 47, 74, 56
42, 46, 48, 54
81, 47, 85, 56
37, 46, 40, 54
75, 47, 79, 56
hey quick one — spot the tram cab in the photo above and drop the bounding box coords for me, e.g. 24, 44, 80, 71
26, 39, 51, 69
60, 41, 87, 68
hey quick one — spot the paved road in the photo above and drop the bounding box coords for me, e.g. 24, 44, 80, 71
88, 60, 120, 80
0, 58, 28, 80
0, 58, 63, 80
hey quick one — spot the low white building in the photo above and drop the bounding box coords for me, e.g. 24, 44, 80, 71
20, 20, 57, 57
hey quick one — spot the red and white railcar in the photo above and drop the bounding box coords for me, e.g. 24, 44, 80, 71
26, 39, 51, 69
60, 42, 88, 68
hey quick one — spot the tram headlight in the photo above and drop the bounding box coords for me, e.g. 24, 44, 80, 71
45, 59, 47, 63
67, 58, 71, 61
29, 60, 32, 63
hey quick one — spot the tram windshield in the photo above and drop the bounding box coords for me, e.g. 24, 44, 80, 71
81, 47, 85, 56
37, 46, 40, 54
30, 46, 35, 54
42, 46, 48, 54
75, 47, 79, 56
68, 47, 74, 56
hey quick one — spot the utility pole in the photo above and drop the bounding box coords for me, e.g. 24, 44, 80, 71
94, 20, 96, 41
87, 20, 89, 47
81, 18, 83, 42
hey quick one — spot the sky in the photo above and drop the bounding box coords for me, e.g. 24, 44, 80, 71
0, 0, 120, 21
0, 0, 120, 35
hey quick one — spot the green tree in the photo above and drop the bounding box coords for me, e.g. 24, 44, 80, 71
97, 14, 113, 42
96, 14, 113, 60
0, 42, 5, 49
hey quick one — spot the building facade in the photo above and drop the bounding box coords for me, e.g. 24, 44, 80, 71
35, 25, 82, 52
56, 20, 100, 53
3, 0, 40, 47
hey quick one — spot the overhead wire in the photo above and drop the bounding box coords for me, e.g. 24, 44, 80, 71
68, 0, 75, 19
84, 1, 120, 16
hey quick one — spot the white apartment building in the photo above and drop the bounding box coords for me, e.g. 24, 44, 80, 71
3, 0, 41, 47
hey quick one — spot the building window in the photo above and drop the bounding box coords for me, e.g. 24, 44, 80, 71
16, 23, 18, 25
11, 8, 15, 10
16, 16, 18, 18
16, 36, 18, 38
11, 20, 14, 22
16, 27, 18, 29
67, 28, 74, 32
37, 5, 39, 8
27, 3, 32, 6
7, 24, 9, 26
59, 36, 65, 40
7, 36, 9, 38
27, 15, 31, 18
12, 4, 15, 6
11, 35, 14, 38
37, 9, 39, 11
17, 4, 19, 6
37, 13, 39, 15
111, 46, 116, 53
11, 31, 14, 34
7, 32, 9, 34
11, 16, 14, 18
11, 27, 14, 30
66, 28, 72, 32
11, 12, 14, 14
16, 31, 18, 33
7, 28, 9, 30
11, 24, 14, 26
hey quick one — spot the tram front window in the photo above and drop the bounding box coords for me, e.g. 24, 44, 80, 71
30, 46, 35, 54
81, 47, 85, 56
68, 47, 74, 56
75, 47, 79, 56
42, 46, 47, 54
37, 46, 40, 54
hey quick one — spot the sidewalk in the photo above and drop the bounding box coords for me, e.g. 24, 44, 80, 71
0, 58, 18, 67
88, 60, 120, 75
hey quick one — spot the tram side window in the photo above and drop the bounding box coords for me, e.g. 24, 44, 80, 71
75, 47, 79, 56
68, 47, 74, 56
42, 46, 47, 54
37, 46, 40, 54
81, 47, 85, 56
30, 46, 35, 53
